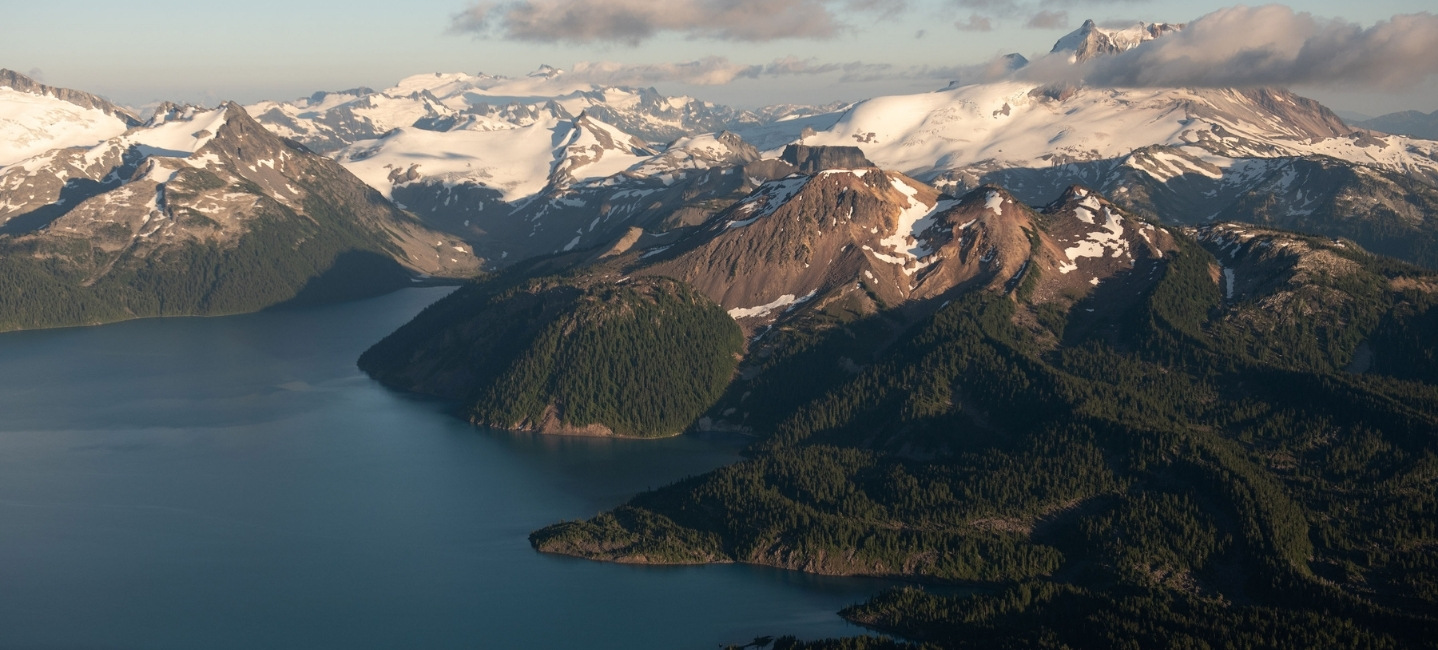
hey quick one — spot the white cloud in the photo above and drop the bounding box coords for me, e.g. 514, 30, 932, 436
1025, 10, 1068, 29
553, 57, 867, 86
955, 14, 994, 32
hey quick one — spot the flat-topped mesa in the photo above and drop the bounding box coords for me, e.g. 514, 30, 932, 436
781, 144, 876, 174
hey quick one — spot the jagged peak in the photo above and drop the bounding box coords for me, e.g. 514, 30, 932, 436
1040, 184, 1142, 225
145, 101, 217, 127
1049, 184, 1101, 205
1051, 19, 1183, 62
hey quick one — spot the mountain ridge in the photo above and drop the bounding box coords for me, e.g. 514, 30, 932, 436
0, 78, 480, 332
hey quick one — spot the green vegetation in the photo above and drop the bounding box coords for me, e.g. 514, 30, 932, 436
836, 581, 1427, 649
526, 230, 1438, 648
360, 273, 743, 438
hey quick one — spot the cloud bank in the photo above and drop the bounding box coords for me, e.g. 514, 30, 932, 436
955, 14, 993, 32
1021, 6, 1438, 90
573, 58, 825, 86
1025, 10, 1068, 29
541, 57, 902, 87
452, 0, 895, 43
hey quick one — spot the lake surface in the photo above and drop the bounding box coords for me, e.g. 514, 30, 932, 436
0, 288, 888, 649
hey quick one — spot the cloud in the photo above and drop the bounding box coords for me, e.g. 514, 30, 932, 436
551, 57, 876, 86
1025, 6, 1438, 90
1025, 10, 1068, 29
452, 0, 887, 43
950, 0, 1020, 17
543, 56, 985, 88
1038, 0, 1155, 4
844, 0, 910, 17
955, 14, 994, 31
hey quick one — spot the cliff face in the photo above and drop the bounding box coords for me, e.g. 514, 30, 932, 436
780, 144, 876, 174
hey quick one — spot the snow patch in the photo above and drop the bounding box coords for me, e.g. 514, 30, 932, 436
984, 191, 1004, 216
1060, 208, 1129, 273
728, 289, 819, 320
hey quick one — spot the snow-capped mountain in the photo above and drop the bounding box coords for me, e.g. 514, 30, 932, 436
774, 21, 1438, 268
0, 69, 138, 168
801, 81, 1434, 193
0, 77, 480, 331
1051, 20, 1183, 62
238, 68, 852, 262
0, 100, 475, 278
248, 67, 842, 154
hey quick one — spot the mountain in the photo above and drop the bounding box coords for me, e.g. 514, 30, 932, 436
0, 86, 479, 332
521, 185, 1438, 648
227, 29, 1438, 276
360, 149, 1179, 434
1355, 108, 1438, 140
247, 68, 845, 154
243, 70, 847, 263
0, 69, 139, 167
1050, 19, 1183, 62
359, 273, 742, 438
342, 30, 1438, 646
634, 158, 1173, 335
788, 24, 1438, 269
340, 118, 800, 264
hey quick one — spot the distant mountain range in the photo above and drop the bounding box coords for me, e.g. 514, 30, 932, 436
1355, 108, 1438, 140
4, 17, 1437, 320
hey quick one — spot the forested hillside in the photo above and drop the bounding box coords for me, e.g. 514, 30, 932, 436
531, 229, 1438, 648
360, 271, 743, 438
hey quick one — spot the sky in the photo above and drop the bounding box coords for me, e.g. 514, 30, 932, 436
3, 0, 1437, 117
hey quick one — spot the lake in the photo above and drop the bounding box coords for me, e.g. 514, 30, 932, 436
0, 288, 889, 649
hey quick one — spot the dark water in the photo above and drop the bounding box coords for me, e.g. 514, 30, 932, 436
0, 289, 889, 649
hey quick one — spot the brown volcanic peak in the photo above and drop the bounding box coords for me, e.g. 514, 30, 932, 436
632, 173, 1049, 331
911, 184, 1039, 299
637, 169, 922, 325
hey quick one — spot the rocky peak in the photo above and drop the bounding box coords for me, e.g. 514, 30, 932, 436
781, 144, 876, 174
1050, 20, 1183, 62
715, 131, 759, 161
305, 87, 373, 107
144, 101, 212, 127
1029, 185, 1176, 302
530, 65, 563, 80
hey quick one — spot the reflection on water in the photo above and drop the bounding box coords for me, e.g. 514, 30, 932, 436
0, 289, 892, 650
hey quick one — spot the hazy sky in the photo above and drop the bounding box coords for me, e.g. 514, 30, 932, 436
3, 0, 1436, 116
